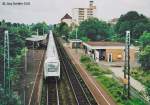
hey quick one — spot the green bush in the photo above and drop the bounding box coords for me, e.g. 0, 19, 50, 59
89, 65, 100, 72
80, 55, 91, 63
96, 76, 146, 105
91, 71, 101, 76
80, 55, 146, 105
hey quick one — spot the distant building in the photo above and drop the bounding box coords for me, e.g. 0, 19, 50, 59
69, 39, 82, 48
108, 18, 118, 25
61, 13, 73, 27
72, 0, 96, 25
83, 41, 139, 66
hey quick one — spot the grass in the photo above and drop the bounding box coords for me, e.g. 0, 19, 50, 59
131, 68, 150, 86
80, 55, 147, 105
131, 68, 150, 101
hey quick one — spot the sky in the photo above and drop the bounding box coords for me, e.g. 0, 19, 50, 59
0, 0, 150, 24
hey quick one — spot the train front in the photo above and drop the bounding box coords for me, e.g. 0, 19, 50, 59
44, 57, 60, 79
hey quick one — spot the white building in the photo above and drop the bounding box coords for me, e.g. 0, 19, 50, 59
72, 0, 96, 25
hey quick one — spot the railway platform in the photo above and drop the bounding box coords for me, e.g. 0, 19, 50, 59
59, 38, 117, 105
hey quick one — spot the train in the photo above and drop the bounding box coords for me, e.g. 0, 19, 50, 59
44, 30, 60, 79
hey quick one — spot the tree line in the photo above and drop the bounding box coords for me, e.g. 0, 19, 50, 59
0, 20, 49, 105
53, 11, 150, 70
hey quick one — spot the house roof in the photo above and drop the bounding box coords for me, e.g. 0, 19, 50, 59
61, 13, 72, 20
85, 41, 125, 46
26, 34, 47, 42
69, 39, 82, 43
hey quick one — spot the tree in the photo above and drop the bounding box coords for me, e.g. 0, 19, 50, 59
139, 45, 150, 70
0, 86, 21, 105
115, 11, 150, 43
146, 81, 150, 100
53, 22, 70, 40
139, 32, 150, 49
32, 22, 49, 35
78, 18, 110, 41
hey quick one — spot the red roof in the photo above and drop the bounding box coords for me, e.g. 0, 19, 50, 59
61, 14, 72, 20
85, 41, 125, 46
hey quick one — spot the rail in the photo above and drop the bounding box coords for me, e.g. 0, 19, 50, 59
55, 37, 93, 105
46, 78, 59, 105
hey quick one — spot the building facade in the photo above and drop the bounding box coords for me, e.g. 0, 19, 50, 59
72, 1, 96, 24
83, 41, 139, 66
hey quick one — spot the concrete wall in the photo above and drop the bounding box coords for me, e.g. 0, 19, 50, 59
105, 49, 137, 63
106, 49, 124, 62
95, 50, 99, 62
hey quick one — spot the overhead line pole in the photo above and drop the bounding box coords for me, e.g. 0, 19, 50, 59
127, 31, 131, 99
124, 30, 131, 99
4, 30, 10, 93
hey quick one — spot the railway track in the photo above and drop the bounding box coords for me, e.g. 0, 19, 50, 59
55, 37, 97, 105
28, 49, 45, 105
46, 78, 59, 105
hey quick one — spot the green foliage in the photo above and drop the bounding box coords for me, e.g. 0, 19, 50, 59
0, 20, 36, 104
139, 32, 150, 49
139, 45, 150, 70
0, 86, 21, 105
131, 68, 150, 100
80, 55, 111, 74
80, 37, 90, 42
78, 17, 111, 41
80, 55, 91, 63
80, 55, 146, 105
32, 22, 49, 35
115, 11, 150, 43
53, 22, 71, 40
146, 81, 150, 100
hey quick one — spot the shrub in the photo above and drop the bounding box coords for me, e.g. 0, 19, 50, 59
89, 65, 100, 72
80, 55, 91, 63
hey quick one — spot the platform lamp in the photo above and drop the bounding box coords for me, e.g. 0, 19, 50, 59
75, 28, 78, 52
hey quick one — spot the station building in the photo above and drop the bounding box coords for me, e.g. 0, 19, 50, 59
83, 41, 139, 64
69, 39, 82, 48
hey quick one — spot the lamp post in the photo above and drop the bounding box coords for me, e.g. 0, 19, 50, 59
75, 28, 78, 53
37, 29, 38, 36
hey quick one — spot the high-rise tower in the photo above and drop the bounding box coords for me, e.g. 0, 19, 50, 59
72, 0, 96, 25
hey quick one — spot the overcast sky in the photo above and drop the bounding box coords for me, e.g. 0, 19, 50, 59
0, 0, 150, 24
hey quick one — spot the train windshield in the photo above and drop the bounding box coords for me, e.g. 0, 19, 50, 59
47, 62, 59, 72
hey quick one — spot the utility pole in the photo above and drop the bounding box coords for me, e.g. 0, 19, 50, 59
123, 30, 131, 99
24, 48, 27, 105
4, 30, 10, 93
75, 28, 78, 52
76, 28, 78, 40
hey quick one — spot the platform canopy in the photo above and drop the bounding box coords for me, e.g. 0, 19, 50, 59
69, 39, 82, 43
26, 34, 47, 42
83, 41, 138, 50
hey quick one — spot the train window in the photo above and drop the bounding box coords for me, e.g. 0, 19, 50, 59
47, 63, 58, 72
